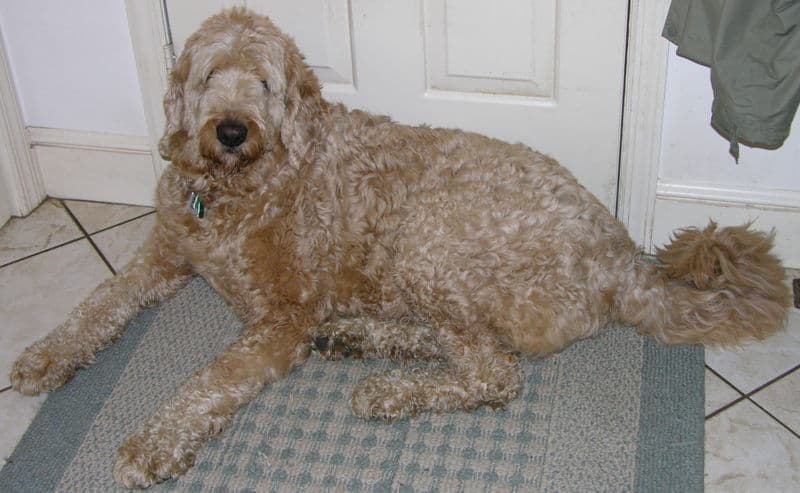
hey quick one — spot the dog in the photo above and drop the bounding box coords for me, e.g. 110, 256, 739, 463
10, 8, 790, 488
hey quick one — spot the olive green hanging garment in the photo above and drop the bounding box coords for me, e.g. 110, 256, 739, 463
663, 0, 800, 158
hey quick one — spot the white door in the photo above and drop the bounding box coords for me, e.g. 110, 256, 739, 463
165, 0, 629, 211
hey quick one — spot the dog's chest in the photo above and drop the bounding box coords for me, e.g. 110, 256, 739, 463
177, 206, 253, 271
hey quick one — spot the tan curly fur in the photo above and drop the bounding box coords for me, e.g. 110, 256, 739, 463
9, 8, 791, 488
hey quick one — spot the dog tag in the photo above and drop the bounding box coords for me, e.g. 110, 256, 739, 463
188, 191, 205, 218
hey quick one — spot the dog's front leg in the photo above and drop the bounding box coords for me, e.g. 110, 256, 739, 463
10, 224, 191, 395
114, 318, 310, 489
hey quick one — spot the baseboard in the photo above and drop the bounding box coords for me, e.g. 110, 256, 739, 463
657, 182, 800, 210
28, 127, 158, 206
652, 181, 800, 267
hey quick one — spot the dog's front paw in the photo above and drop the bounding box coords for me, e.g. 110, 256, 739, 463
10, 339, 78, 395
114, 428, 197, 489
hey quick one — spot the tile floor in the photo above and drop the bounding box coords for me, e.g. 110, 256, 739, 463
1, 198, 798, 490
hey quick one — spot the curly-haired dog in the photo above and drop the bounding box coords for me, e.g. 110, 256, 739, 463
10, 8, 790, 488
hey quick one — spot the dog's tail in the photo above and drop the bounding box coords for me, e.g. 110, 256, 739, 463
616, 222, 790, 346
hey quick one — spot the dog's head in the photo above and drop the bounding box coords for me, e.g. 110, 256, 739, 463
159, 8, 322, 180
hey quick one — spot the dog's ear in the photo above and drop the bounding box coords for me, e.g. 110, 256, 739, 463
280, 48, 323, 169
158, 54, 190, 161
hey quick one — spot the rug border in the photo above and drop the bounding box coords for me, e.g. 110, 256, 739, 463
0, 308, 158, 493
634, 339, 705, 493
1, 312, 705, 492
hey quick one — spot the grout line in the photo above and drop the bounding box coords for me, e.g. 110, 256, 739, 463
60, 200, 117, 276
744, 363, 800, 398
705, 395, 746, 421
0, 385, 11, 394
56, 197, 154, 207
706, 363, 800, 438
703, 362, 800, 401
0, 237, 86, 270
746, 397, 800, 440
704, 364, 747, 420
705, 364, 747, 395
744, 364, 800, 440
0, 200, 150, 270
90, 210, 156, 236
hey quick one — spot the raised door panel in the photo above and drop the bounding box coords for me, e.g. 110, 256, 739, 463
424, 0, 556, 101
167, 0, 355, 91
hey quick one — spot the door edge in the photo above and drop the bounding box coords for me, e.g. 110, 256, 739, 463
617, 0, 671, 252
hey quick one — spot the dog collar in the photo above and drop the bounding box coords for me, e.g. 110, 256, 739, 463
188, 191, 205, 218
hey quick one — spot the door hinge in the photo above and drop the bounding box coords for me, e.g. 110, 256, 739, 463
160, 0, 176, 71
163, 42, 176, 71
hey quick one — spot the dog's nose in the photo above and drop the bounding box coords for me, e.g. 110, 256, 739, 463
216, 120, 248, 148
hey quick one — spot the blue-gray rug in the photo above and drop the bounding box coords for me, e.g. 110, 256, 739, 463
0, 277, 703, 492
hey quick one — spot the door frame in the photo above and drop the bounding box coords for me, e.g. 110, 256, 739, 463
616, 0, 671, 252
125, 0, 172, 178
0, 23, 46, 217
124, 0, 671, 250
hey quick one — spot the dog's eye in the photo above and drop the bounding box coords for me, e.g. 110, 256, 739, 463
205, 70, 216, 84
261, 80, 269, 92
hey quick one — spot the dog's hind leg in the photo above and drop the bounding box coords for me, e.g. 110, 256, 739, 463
349, 325, 522, 420
10, 223, 191, 395
311, 317, 443, 361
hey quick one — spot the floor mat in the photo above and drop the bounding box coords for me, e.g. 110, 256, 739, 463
0, 277, 704, 492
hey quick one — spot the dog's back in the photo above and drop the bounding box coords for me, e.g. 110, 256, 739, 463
302, 103, 790, 357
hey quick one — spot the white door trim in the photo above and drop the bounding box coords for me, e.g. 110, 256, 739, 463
617, 0, 671, 251
125, 0, 171, 177
126, 0, 671, 250
0, 24, 46, 216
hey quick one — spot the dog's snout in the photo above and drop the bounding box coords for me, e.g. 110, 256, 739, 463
216, 120, 248, 148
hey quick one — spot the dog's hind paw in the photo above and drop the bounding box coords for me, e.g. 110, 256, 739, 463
114, 429, 196, 489
350, 370, 421, 421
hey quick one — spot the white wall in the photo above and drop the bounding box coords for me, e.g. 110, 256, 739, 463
660, 45, 800, 192
0, 0, 148, 136
654, 45, 800, 266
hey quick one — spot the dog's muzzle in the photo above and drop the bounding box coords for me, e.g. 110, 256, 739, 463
216, 119, 248, 148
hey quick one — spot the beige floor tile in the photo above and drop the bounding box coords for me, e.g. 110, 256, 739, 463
0, 240, 112, 388
705, 369, 741, 416
705, 309, 800, 393
91, 214, 157, 272
63, 200, 154, 234
0, 391, 48, 466
705, 400, 800, 492
751, 368, 800, 433
0, 199, 82, 266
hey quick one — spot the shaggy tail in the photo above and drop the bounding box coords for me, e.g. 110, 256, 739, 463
618, 222, 791, 346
